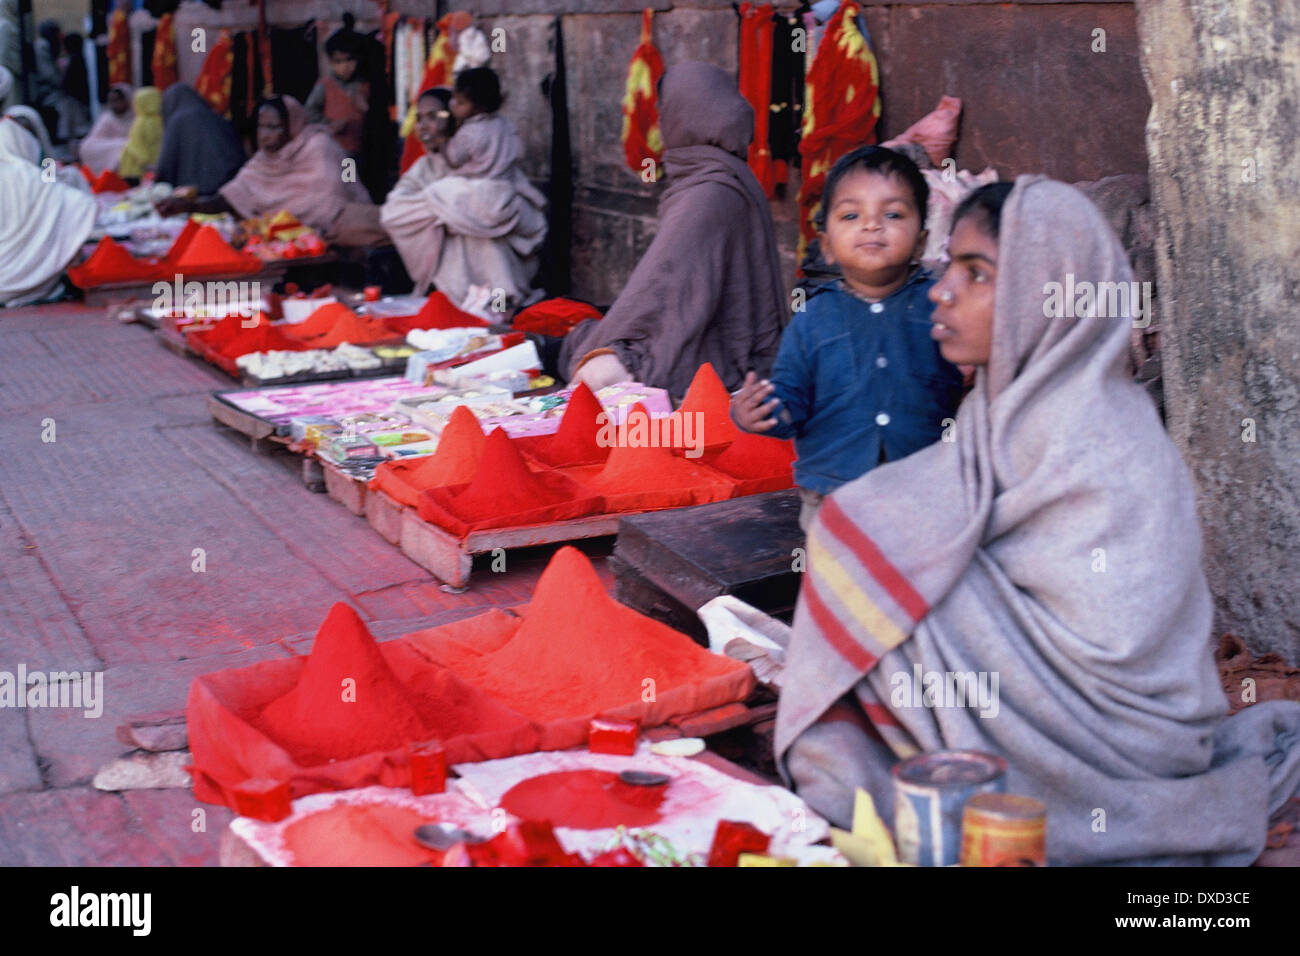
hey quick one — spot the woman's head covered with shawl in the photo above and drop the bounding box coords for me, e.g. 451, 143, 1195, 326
161, 83, 209, 122
657, 61, 753, 159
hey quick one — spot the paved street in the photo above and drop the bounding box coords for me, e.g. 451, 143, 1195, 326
0, 303, 612, 865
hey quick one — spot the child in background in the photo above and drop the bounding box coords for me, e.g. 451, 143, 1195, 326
305, 15, 370, 158
731, 145, 964, 532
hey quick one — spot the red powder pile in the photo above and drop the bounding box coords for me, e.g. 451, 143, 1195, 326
564, 402, 736, 512
391, 290, 490, 333
191, 309, 269, 352
284, 804, 442, 867
160, 218, 200, 266
67, 236, 157, 287
510, 298, 602, 337
514, 382, 610, 467
285, 304, 396, 348
417, 428, 603, 535
91, 168, 131, 193
279, 302, 357, 340
215, 321, 305, 360
443, 547, 745, 722
705, 429, 795, 494
370, 405, 487, 507
675, 362, 742, 451
258, 603, 430, 765
500, 770, 667, 830
170, 224, 260, 274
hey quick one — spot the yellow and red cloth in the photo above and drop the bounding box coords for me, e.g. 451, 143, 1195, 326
796, 0, 881, 265
195, 29, 235, 118
620, 8, 664, 179
107, 7, 130, 87
150, 12, 177, 91
398, 13, 459, 175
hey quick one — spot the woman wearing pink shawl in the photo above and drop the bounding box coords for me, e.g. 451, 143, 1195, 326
159, 96, 374, 237
77, 83, 133, 174
776, 177, 1300, 865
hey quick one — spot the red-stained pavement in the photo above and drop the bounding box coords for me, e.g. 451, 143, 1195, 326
0, 303, 614, 866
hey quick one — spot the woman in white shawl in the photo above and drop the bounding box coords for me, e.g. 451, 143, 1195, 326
0, 118, 94, 307
776, 177, 1300, 865
78, 83, 133, 174
381, 71, 546, 310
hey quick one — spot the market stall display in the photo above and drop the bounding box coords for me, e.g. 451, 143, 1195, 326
186, 546, 756, 808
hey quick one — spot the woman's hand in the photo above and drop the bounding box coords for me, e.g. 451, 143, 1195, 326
731, 371, 781, 432
154, 195, 194, 218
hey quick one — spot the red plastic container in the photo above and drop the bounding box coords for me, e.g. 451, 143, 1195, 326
229, 778, 292, 822
408, 740, 447, 795
588, 717, 639, 755
707, 820, 770, 867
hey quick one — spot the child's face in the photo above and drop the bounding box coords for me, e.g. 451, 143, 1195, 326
329, 51, 358, 83
449, 90, 477, 122
820, 169, 927, 294
108, 88, 129, 116
929, 215, 998, 366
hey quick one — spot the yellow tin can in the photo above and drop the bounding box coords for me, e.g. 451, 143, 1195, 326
960, 793, 1046, 866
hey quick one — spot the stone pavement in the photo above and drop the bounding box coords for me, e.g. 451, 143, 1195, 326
0, 303, 614, 866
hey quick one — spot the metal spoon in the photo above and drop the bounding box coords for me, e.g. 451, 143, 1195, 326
413, 822, 485, 851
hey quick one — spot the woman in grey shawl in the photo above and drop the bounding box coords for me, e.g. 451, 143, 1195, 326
155, 84, 246, 196
775, 177, 1300, 865
558, 61, 786, 400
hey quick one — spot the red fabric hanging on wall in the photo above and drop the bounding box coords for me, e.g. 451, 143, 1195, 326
107, 7, 130, 86
620, 8, 664, 180
738, 3, 776, 197
796, 0, 881, 269
196, 29, 235, 118
151, 12, 177, 91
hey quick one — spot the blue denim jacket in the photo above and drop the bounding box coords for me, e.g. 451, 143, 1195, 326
764, 272, 964, 494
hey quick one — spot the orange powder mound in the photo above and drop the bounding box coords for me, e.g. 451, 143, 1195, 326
675, 362, 742, 450
257, 603, 430, 765
214, 320, 306, 360
417, 428, 604, 535
500, 770, 666, 830
171, 224, 260, 274
514, 382, 610, 467
705, 430, 795, 494
284, 804, 442, 866
369, 405, 488, 507
92, 168, 131, 193
393, 290, 490, 332
67, 236, 158, 287
445, 547, 745, 722
191, 310, 272, 352
286, 306, 395, 348
280, 302, 359, 340
563, 402, 736, 512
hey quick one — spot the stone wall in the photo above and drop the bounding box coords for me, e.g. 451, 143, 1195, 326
460, 0, 1149, 303
1136, 0, 1300, 659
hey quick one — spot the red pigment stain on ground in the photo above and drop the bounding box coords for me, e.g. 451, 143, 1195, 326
283, 804, 441, 866
499, 769, 667, 830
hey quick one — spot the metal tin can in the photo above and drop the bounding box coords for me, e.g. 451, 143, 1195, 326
892, 750, 1007, 866
960, 793, 1046, 866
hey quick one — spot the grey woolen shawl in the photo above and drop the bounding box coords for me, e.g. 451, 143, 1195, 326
558, 61, 786, 399
775, 176, 1300, 865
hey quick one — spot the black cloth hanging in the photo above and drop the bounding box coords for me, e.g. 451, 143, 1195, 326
270, 21, 319, 104
538, 15, 573, 296
769, 10, 804, 164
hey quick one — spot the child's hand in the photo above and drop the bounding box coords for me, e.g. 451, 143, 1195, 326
731, 372, 781, 433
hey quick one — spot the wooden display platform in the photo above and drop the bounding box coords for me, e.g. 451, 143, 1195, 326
398, 506, 621, 589
612, 490, 803, 644
81, 254, 334, 308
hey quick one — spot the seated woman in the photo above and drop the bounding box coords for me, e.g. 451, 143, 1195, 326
557, 61, 786, 399
157, 95, 374, 239
116, 87, 162, 180
381, 70, 546, 311
5, 103, 87, 192
154, 84, 246, 196
77, 83, 133, 174
0, 118, 94, 306
775, 178, 1300, 865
